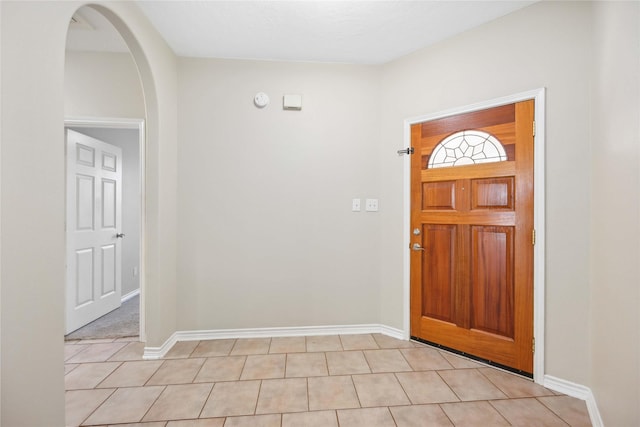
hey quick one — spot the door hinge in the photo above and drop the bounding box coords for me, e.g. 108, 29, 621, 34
532, 229, 536, 246
533, 120, 536, 137
532, 337, 536, 353
397, 147, 414, 156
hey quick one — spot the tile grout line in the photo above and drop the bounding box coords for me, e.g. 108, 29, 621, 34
75, 387, 117, 427
197, 381, 216, 420
434, 369, 464, 403
533, 397, 574, 427
136, 384, 167, 424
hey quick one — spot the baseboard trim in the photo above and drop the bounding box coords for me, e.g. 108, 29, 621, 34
543, 375, 604, 427
143, 323, 404, 359
121, 289, 140, 303
143, 332, 178, 360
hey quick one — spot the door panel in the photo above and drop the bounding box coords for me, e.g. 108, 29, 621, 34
471, 225, 514, 338
101, 244, 117, 296
102, 179, 117, 228
410, 100, 534, 374
66, 129, 123, 334
76, 248, 94, 306
422, 224, 456, 323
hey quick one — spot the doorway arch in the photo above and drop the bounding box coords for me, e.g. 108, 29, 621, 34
62, 2, 178, 350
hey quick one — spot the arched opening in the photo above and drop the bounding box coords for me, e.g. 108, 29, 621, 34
63, 5, 147, 342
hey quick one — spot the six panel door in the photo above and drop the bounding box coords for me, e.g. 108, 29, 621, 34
66, 129, 123, 334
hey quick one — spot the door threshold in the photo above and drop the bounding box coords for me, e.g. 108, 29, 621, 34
410, 336, 533, 379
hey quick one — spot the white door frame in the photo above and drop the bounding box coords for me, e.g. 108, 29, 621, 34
402, 88, 546, 384
65, 116, 147, 341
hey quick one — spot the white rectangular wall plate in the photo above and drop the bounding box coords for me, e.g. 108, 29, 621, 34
283, 94, 302, 110
352, 198, 361, 211
366, 198, 379, 212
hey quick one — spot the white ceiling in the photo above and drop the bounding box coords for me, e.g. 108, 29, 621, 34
67, 1, 536, 65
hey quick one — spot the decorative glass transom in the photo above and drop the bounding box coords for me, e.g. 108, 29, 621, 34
428, 130, 507, 168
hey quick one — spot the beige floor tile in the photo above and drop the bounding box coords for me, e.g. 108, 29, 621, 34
396, 371, 459, 404
339, 334, 379, 350
166, 419, 225, 427
439, 350, 484, 369
352, 373, 410, 407
108, 342, 146, 361
285, 352, 328, 377
400, 347, 454, 371
479, 367, 554, 398
537, 395, 592, 427
66, 342, 127, 363
65, 362, 121, 390
146, 358, 206, 385
256, 377, 308, 414
269, 336, 306, 353
438, 369, 508, 401
83, 386, 165, 425
308, 375, 360, 411
194, 355, 246, 382
490, 397, 568, 426
230, 338, 271, 355
390, 404, 454, 427
240, 354, 286, 380
337, 407, 396, 427
326, 351, 371, 375
65, 389, 115, 427
223, 414, 281, 427
282, 410, 338, 427
65, 363, 79, 375
143, 383, 213, 421
164, 341, 199, 358
363, 349, 412, 373
65, 344, 89, 361
191, 339, 236, 357
98, 360, 163, 388
200, 380, 261, 418
62, 333, 591, 427
306, 335, 343, 352
440, 401, 510, 426
372, 334, 415, 349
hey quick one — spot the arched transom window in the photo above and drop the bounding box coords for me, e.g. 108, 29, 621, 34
428, 130, 508, 169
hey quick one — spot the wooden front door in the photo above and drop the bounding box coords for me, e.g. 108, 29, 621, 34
410, 100, 535, 375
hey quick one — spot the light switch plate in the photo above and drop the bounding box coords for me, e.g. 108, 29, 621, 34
352, 198, 361, 212
365, 198, 378, 212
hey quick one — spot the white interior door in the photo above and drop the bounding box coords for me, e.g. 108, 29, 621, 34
66, 129, 123, 334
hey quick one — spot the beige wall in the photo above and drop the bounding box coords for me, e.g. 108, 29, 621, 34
0, 1, 178, 425
65, 51, 145, 118
2, 1, 639, 425
379, 1, 593, 385
176, 58, 382, 330
590, 2, 640, 425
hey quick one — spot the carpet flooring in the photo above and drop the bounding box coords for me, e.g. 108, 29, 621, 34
65, 295, 139, 340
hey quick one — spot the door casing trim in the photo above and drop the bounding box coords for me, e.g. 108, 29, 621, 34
64, 116, 147, 342
402, 88, 546, 383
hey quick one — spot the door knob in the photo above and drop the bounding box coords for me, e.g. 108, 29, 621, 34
412, 243, 425, 251
116, 233, 125, 238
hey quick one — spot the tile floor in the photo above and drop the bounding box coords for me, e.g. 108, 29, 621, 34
64, 334, 592, 426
